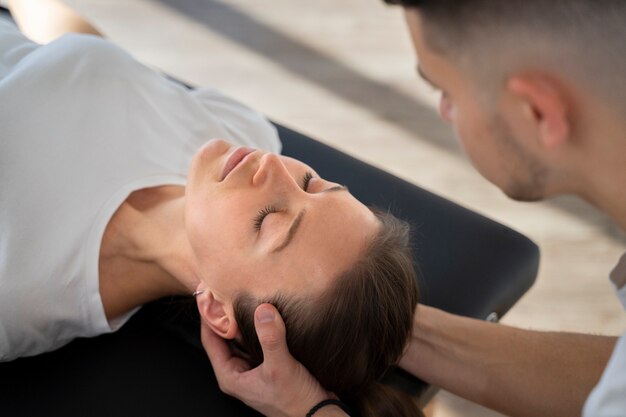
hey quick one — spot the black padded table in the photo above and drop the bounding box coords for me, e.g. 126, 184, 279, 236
0, 6, 539, 416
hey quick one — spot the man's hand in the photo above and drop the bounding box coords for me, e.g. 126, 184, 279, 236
200, 303, 346, 417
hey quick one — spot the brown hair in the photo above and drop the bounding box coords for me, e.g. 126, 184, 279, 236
233, 208, 423, 417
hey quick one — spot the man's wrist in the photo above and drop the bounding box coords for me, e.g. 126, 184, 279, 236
285, 389, 334, 417
311, 404, 349, 417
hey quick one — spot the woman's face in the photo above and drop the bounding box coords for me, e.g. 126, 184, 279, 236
185, 139, 379, 307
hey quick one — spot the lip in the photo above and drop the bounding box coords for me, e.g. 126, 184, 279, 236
220, 146, 256, 181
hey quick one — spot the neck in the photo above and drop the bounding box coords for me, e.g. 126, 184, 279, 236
99, 185, 202, 320
571, 110, 626, 232
579, 176, 626, 233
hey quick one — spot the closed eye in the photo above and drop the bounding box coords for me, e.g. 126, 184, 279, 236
253, 205, 278, 231
302, 171, 313, 191
252, 172, 340, 233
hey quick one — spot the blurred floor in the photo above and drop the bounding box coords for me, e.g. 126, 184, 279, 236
63, 1, 626, 416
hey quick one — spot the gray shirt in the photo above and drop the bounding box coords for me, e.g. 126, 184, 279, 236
0, 18, 279, 361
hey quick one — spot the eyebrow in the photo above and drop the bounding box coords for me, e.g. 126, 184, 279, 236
272, 209, 306, 253
272, 185, 348, 253
416, 65, 438, 89
322, 185, 348, 193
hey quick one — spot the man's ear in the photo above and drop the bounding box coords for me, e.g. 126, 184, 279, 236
506, 74, 571, 150
197, 291, 238, 340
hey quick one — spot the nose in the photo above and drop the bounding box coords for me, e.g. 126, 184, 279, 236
439, 94, 454, 123
253, 153, 300, 191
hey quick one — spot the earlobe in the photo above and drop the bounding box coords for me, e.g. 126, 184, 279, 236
507, 75, 571, 150
197, 291, 238, 339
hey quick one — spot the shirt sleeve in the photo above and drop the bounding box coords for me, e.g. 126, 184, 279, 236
583, 285, 626, 417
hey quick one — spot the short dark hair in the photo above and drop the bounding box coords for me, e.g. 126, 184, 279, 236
384, 0, 626, 109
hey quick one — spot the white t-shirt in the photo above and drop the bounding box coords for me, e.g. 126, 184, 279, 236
583, 253, 626, 416
0, 18, 280, 361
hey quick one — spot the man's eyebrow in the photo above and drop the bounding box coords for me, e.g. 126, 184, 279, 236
416, 65, 437, 88
272, 185, 348, 253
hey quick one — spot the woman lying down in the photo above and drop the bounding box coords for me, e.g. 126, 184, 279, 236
0, 8, 422, 417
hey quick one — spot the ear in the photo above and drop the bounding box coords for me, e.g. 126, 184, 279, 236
506, 74, 571, 150
196, 291, 238, 340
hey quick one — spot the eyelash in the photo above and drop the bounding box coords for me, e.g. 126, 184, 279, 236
252, 171, 314, 232
302, 171, 313, 190
253, 205, 278, 231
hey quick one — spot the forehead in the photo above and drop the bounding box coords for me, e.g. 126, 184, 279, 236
405, 10, 447, 71
261, 193, 379, 298
405, 9, 471, 89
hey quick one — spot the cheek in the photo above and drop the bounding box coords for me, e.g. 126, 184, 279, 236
186, 199, 258, 296
185, 201, 215, 259
185, 193, 248, 258
451, 105, 477, 155
452, 107, 500, 179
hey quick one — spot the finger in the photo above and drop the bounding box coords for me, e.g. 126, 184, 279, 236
200, 321, 232, 365
201, 323, 250, 373
254, 303, 290, 369
200, 323, 253, 392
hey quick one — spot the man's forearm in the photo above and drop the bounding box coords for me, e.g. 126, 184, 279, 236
8, 0, 102, 43
400, 305, 617, 417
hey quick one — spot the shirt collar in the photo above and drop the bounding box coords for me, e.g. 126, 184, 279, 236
610, 251, 626, 290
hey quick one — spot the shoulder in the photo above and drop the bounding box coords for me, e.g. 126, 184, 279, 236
0, 30, 146, 91
0, 16, 150, 87
43, 34, 141, 76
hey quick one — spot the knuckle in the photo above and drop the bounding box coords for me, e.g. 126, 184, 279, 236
217, 381, 231, 395
259, 334, 280, 350
264, 367, 281, 382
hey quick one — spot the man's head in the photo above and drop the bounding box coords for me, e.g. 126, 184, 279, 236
385, 0, 626, 202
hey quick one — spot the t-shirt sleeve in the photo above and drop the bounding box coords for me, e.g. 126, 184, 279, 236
583, 332, 626, 416
582, 285, 626, 416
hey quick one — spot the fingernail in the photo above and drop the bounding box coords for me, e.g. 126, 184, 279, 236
256, 306, 275, 323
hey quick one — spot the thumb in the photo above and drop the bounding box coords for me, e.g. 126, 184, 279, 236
254, 303, 289, 363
